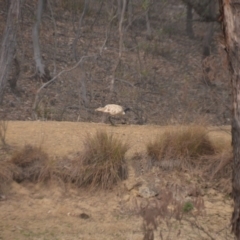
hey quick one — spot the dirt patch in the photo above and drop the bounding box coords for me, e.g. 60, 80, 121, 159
0, 121, 233, 239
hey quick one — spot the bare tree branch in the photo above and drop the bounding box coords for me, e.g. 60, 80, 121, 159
32, 54, 97, 119
100, 14, 117, 55
118, 0, 127, 58
72, 0, 88, 61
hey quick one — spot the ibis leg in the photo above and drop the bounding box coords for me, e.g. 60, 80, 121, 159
108, 116, 115, 126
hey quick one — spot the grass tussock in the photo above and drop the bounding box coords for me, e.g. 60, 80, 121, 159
0, 120, 8, 146
54, 155, 83, 185
0, 161, 14, 192
0, 131, 129, 190
64, 131, 129, 189
11, 145, 51, 183
205, 151, 232, 180
202, 150, 232, 193
147, 125, 216, 169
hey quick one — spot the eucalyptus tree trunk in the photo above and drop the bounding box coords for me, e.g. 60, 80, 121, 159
32, 0, 51, 82
202, 0, 216, 58
219, 0, 240, 238
186, 3, 194, 38
127, 0, 133, 26
0, 0, 21, 104
202, 22, 214, 58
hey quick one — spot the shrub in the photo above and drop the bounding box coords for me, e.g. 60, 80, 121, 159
183, 201, 194, 213
11, 145, 51, 182
78, 131, 129, 189
147, 125, 215, 168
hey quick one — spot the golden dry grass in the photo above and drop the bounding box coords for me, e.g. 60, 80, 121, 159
146, 125, 216, 169
54, 131, 129, 189
0, 122, 232, 194
79, 131, 129, 189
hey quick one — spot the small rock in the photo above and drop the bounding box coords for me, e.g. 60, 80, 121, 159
79, 213, 90, 219
0, 195, 6, 201
138, 186, 158, 198
122, 194, 130, 202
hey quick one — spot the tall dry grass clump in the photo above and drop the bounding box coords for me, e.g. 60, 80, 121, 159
0, 119, 8, 146
11, 145, 52, 182
147, 125, 216, 169
78, 131, 129, 189
0, 161, 14, 193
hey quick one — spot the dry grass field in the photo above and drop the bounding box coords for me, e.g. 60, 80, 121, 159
0, 121, 234, 240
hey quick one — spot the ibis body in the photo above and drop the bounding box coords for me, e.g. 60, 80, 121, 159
95, 104, 130, 125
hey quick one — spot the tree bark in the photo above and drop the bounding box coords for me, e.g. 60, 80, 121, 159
127, 0, 133, 27
186, 3, 194, 38
32, 0, 51, 82
9, 56, 20, 90
0, 0, 21, 104
219, 0, 240, 238
202, 22, 214, 58
202, 0, 216, 58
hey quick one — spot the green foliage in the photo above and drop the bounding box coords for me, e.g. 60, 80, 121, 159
183, 201, 194, 213
142, 0, 150, 10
